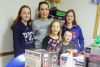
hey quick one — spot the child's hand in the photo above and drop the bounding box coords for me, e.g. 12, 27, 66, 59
67, 49, 72, 52
67, 49, 77, 53
67, 49, 78, 56
72, 49, 78, 56
72, 49, 78, 53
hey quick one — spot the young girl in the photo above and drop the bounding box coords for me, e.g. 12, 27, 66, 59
11, 5, 35, 57
42, 19, 62, 53
60, 29, 77, 55
62, 9, 84, 53
33, 1, 51, 49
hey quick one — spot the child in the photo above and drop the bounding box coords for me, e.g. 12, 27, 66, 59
42, 19, 62, 53
11, 5, 35, 57
60, 29, 78, 56
33, 1, 51, 49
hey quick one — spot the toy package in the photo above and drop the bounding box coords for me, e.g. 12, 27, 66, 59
25, 49, 58, 67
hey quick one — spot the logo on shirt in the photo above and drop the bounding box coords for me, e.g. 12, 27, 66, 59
22, 32, 34, 44
72, 32, 76, 38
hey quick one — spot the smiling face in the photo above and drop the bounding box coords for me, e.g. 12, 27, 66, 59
39, 3, 49, 20
63, 31, 72, 42
51, 21, 60, 35
21, 7, 31, 22
66, 12, 74, 23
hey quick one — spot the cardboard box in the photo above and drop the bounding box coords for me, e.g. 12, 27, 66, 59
25, 49, 58, 67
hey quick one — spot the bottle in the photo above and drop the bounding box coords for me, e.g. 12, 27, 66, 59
44, 57, 49, 67
43, 54, 49, 67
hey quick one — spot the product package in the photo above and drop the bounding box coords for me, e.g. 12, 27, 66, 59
60, 53, 84, 67
25, 49, 58, 67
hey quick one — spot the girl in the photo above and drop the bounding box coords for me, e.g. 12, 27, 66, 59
62, 9, 84, 53
60, 29, 78, 56
32, 1, 51, 49
42, 19, 62, 53
11, 5, 35, 57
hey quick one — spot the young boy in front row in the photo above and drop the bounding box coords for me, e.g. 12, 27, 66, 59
60, 29, 78, 56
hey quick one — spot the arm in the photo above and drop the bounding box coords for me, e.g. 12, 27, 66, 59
32, 20, 41, 48
42, 36, 49, 49
67, 41, 78, 54
13, 26, 21, 57
32, 21, 38, 48
32, 21, 37, 36
78, 26, 84, 51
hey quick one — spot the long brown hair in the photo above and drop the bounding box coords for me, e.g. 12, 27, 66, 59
48, 19, 62, 40
64, 9, 77, 26
11, 5, 32, 28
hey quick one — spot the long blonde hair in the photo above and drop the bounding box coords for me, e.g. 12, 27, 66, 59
48, 19, 62, 40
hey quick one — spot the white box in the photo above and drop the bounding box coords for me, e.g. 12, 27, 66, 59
25, 49, 58, 67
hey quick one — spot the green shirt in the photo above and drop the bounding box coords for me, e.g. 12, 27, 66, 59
60, 41, 76, 54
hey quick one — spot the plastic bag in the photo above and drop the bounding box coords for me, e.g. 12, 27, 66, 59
60, 51, 75, 67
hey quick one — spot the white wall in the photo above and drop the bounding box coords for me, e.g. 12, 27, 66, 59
57, 0, 97, 46
0, 0, 43, 67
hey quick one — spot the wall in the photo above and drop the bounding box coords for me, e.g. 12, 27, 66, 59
0, 0, 43, 67
56, 0, 97, 46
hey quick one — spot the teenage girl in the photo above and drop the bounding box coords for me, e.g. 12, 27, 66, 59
11, 5, 35, 57
33, 1, 51, 49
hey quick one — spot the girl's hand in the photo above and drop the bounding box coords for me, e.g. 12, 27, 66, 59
79, 51, 85, 55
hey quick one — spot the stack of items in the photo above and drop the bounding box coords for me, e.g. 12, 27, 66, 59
85, 35, 100, 67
